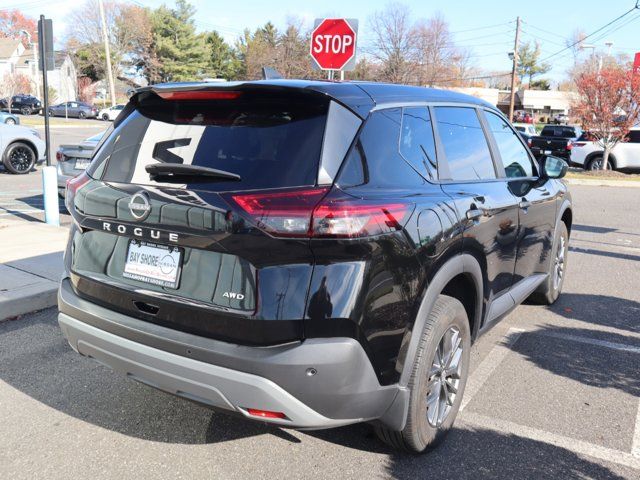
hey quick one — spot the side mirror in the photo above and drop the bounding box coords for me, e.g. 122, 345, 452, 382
541, 155, 568, 180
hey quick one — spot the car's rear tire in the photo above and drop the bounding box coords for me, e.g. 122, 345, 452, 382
20, 107, 32, 115
2, 142, 36, 174
529, 222, 569, 305
375, 295, 470, 453
5, 118, 15, 125
78, 111, 86, 119
586, 155, 613, 171
102, 113, 109, 121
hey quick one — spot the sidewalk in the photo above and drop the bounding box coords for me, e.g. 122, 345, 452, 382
0, 219, 68, 321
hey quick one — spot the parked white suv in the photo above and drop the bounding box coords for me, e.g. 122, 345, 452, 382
0, 124, 46, 174
98, 104, 125, 121
572, 128, 640, 171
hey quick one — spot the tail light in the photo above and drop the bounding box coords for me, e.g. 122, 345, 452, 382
227, 187, 411, 238
65, 171, 90, 211
56, 150, 64, 161
566, 141, 572, 151
527, 138, 532, 147
572, 142, 586, 147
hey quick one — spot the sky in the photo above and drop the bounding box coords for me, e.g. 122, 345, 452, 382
4, 0, 640, 84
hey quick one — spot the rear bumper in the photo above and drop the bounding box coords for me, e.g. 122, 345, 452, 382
58, 278, 401, 429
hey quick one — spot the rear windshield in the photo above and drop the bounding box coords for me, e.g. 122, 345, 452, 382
90, 93, 329, 192
540, 126, 578, 138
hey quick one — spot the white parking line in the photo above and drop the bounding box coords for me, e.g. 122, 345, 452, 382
461, 412, 640, 470
532, 330, 640, 354
460, 328, 523, 412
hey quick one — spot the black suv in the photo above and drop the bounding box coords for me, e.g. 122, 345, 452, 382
58, 81, 572, 453
0, 94, 42, 115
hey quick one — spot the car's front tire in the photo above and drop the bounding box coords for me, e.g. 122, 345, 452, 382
5, 118, 15, 125
375, 295, 470, 453
102, 113, 109, 121
2, 142, 36, 174
21, 107, 32, 115
530, 222, 569, 305
586, 155, 613, 171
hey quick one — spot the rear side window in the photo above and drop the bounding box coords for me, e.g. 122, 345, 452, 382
485, 111, 535, 178
400, 107, 437, 180
628, 130, 640, 143
435, 106, 496, 181
93, 93, 329, 192
337, 108, 425, 189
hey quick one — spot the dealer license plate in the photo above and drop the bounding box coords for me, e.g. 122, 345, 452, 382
123, 241, 182, 288
74, 158, 91, 170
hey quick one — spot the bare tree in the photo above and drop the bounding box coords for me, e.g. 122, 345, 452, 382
411, 14, 458, 86
565, 28, 587, 66
368, 3, 415, 83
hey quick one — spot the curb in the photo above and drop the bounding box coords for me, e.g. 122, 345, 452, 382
564, 178, 640, 188
0, 281, 58, 322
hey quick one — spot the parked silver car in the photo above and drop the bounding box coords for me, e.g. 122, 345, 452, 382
48, 101, 98, 119
56, 131, 105, 195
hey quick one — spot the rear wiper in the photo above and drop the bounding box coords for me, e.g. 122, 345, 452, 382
145, 164, 241, 183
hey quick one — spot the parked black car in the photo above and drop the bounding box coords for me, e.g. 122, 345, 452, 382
58, 81, 572, 453
48, 101, 98, 119
0, 94, 42, 115
529, 124, 582, 160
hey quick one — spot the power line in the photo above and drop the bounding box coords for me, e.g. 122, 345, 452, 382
539, 4, 640, 62
450, 21, 514, 35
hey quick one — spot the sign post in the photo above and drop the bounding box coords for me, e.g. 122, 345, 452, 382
310, 18, 358, 80
38, 16, 59, 226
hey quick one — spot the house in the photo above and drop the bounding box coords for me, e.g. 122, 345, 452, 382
0, 38, 77, 102
0, 38, 25, 77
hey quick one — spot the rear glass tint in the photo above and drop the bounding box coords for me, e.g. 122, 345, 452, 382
93, 94, 329, 192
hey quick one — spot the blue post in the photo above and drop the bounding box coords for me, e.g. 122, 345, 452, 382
42, 165, 59, 226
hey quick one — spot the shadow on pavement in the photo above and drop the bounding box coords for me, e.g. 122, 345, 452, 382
550, 292, 640, 334
507, 325, 639, 397
0, 311, 632, 478
382, 425, 629, 480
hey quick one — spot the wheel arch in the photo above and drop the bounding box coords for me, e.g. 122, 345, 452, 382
399, 253, 483, 389
5, 138, 38, 160
584, 151, 616, 169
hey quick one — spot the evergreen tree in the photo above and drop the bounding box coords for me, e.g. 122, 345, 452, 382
150, 0, 207, 82
206, 31, 240, 80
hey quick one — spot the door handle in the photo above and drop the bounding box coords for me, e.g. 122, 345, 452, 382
519, 200, 532, 209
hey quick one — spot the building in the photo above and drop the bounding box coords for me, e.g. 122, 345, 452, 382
0, 38, 25, 77
450, 86, 579, 121
0, 38, 77, 102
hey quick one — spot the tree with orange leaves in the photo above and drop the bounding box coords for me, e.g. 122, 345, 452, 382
573, 64, 640, 170
0, 9, 37, 47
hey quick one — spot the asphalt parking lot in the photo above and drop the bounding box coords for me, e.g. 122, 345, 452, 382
0, 125, 105, 226
1, 168, 639, 476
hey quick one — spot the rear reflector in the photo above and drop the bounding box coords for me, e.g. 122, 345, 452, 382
228, 187, 411, 238
156, 90, 242, 101
246, 408, 287, 420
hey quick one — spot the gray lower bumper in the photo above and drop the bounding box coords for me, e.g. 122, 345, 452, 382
57, 279, 403, 429
59, 313, 358, 428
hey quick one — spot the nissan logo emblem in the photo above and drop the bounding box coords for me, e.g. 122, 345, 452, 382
128, 192, 151, 220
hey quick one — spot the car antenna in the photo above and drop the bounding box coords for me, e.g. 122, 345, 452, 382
261, 67, 283, 80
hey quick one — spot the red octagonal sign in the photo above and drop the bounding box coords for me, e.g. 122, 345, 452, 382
310, 18, 357, 71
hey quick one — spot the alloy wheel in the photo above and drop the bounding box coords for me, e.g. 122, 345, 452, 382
426, 326, 463, 427
8, 146, 34, 173
553, 235, 566, 291
6, 118, 15, 125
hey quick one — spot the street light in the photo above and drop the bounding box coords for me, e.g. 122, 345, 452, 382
18, 29, 40, 99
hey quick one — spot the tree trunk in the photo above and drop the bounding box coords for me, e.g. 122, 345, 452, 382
602, 145, 610, 171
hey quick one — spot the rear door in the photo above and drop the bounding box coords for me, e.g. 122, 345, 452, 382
67, 87, 350, 345
435, 105, 520, 320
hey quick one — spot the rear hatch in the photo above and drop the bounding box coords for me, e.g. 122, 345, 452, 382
66, 85, 360, 345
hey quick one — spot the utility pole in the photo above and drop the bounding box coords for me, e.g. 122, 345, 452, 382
508, 16, 521, 122
98, 0, 116, 106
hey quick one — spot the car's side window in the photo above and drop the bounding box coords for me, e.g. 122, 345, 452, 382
336, 108, 425, 189
434, 106, 496, 181
400, 107, 438, 181
484, 111, 535, 178
628, 130, 640, 143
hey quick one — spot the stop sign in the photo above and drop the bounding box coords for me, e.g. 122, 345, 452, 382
310, 18, 357, 71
